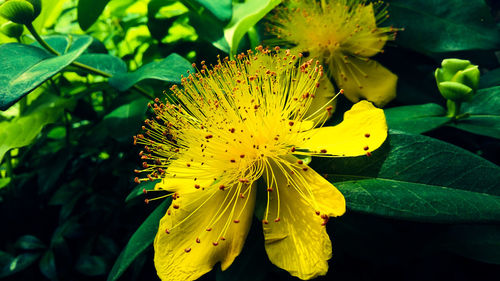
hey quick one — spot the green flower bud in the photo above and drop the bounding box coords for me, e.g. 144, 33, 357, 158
435, 58, 480, 102
0, 0, 41, 25
0, 21, 23, 38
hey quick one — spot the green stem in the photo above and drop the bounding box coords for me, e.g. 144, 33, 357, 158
25, 23, 154, 100
26, 23, 59, 55
446, 100, 461, 118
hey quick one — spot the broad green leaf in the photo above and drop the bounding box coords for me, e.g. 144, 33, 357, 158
108, 53, 193, 91
75, 255, 107, 276
449, 116, 500, 139
443, 225, 500, 264
313, 131, 500, 222
224, 0, 281, 56
101, 98, 149, 142
107, 199, 170, 281
76, 54, 127, 75
77, 0, 111, 30
0, 35, 92, 110
331, 178, 500, 223
188, 11, 229, 53
0, 94, 74, 163
449, 86, 500, 139
0, 252, 41, 278
384, 103, 450, 134
185, 0, 232, 22
386, 0, 500, 53
15, 235, 46, 251
32, 0, 67, 31
126, 180, 160, 202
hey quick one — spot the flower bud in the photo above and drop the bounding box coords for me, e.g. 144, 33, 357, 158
0, 0, 41, 25
0, 21, 23, 38
435, 58, 480, 102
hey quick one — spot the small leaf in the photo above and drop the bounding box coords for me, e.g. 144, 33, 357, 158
386, 0, 500, 53
443, 225, 500, 264
77, 0, 111, 30
224, 0, 281, 56
187, 0, 232, 22
0, 94, 74, 163
76, 54, 127, 76
461, 86, 500, 115
108, 53, 193, 91
39, 250, 57, 281
449, 116, 500, 139
107, 199, 170, 281
0, 35, 92, 110
100, 98, 149, 142
479, 68, 500, 89
384, 103, 450, 134
15, 235, 46, 251
0, 252, 41, 278
0, 178, 10, 189
75, 255, 107, 276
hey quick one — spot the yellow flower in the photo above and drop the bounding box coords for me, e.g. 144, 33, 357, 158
268, 0, 399, 107
134, 47, 388, 280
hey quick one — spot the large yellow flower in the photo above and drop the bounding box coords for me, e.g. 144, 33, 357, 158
134, 47, 388, 280
268, 0, 399, 107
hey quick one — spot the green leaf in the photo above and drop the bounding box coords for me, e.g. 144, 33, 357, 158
313, 131, 500, 222
449, 86, 500, 139
0, 252, 41, 278
479, 68, 500, 89
224, 0, 281, 56
100, 98, 149, 142
186, 0, 232, 22
107, 199, 170, 281
0, 35, 92, 110
443, 225, 500, 264
188, 11, 229, 53
76, 54, 127, 75
108, 53, 193, 91
75, 255, 107, 276
39, 250, 57, 281
77, 0, 111, 30
126, 180, 160, 202
15, 235, 46, 251
384, 103, 450, 134
0, 94, 74, 163
0, 178, 10, 189
386, 0, 500, 53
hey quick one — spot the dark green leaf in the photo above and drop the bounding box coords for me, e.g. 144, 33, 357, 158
39, 250, 57, 281
386, 0, 500, 53
313, 131, 500, 222
224, 0, 281, 55
479, 68, 500, 88
449, 86, 500, 139
0, 94, 74, 163
107, 199, 170, 281
384, 103, 450, 134
75, 255, 107, 276
188, 11, 229, 53
443, 225, 500, 264
15, 235, 46, 251
126, 180, 160, 202
449, 116, 500, 139
101, 98, 149, 142
0, 35, 92, 110
108, 53, 193, 91
77, 54, 127, 75
77, 0, 111, 30
0, 252, 41, 278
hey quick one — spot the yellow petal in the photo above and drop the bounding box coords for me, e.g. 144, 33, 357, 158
304, 75, 338, 126
342, 3, 388, 57
331, 55, 397, 107
262, 157, 345, 280
154, 182, 256, 281
300, 100, 387, 156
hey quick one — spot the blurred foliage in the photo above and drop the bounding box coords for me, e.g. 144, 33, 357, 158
0, 0, 499, 281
